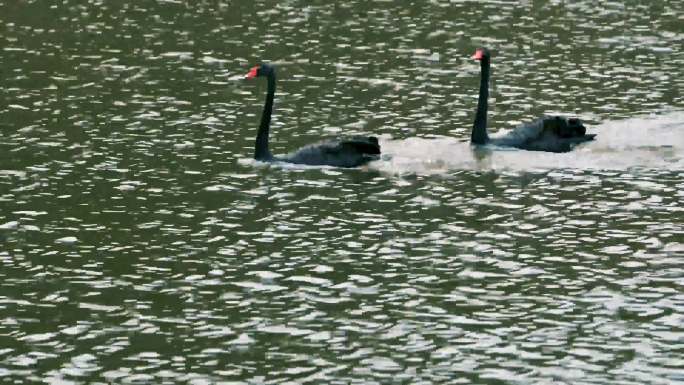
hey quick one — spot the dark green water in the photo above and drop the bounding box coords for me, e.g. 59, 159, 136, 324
1, 1, 683, 384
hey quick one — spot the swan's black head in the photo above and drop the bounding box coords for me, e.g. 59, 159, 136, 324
545, 116, 587, 138
245, 63, 275, 79
472, 47, 491, 62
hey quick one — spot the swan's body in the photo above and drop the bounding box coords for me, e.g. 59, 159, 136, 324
246, 64, 380, 167
471, 48, 595, 153
488, 115, 596, 153
273, 137, 380, 167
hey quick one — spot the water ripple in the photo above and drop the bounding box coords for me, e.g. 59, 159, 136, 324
1, 0, 683, 384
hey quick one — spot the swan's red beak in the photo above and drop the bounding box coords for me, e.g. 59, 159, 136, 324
245, 66, 259, 79
472, 49, 484, 61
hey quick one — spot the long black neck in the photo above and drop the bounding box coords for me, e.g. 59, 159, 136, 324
254, 71, 275, 160
471, 57, 490, 144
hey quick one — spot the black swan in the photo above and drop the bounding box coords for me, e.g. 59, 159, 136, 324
471, 48, 596, 152
244, 64, 380, 167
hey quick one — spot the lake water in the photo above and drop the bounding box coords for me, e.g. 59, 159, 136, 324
1, 1, 683, 384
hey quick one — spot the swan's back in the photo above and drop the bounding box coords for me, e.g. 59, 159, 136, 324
503, 117, 548, 144
280, 136, 380, 167
493, 116, 595, 152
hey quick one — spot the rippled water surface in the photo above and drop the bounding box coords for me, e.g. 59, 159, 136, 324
1, 1, 683, 384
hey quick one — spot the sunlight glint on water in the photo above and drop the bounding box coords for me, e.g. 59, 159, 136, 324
0, 0, 683, 384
